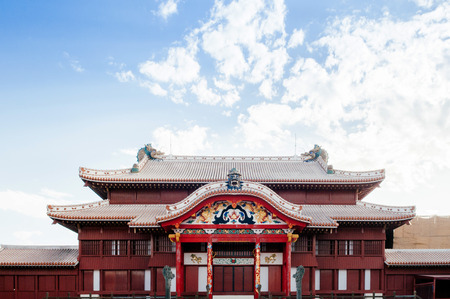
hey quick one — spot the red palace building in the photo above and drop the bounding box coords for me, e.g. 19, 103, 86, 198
1, 144, 449, 299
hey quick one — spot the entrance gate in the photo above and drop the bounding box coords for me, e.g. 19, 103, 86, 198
212, 243, 254, 295
213, 265, 253, 294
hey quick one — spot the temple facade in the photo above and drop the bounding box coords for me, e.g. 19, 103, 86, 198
1, 144, 449, 299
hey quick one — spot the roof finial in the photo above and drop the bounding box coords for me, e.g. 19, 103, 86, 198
294, 133, 297, 156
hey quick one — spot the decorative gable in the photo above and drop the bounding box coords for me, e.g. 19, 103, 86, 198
182, 201, 287, 225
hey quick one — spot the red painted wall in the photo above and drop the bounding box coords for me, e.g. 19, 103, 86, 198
273, 190, 357, 205
0, 269, 77, 299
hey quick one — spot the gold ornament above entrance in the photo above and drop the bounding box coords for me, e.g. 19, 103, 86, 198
182, 201, 287, 225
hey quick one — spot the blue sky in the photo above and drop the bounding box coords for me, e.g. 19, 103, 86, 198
1, 0, 449, 245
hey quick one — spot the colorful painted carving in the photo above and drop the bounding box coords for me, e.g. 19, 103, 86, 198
254, 242, 261, 296
227, 168, 243, 190
213, 258, 254, 265
262, 229, 285, 234
302, 144, 328, 163
183, 201, 285, 225
207, 243, 213, 296
183, 229, 206, 234
214, 229, 254, 234
137, 144, 164, 162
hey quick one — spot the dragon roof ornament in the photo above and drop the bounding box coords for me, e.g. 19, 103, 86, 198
132, 144, 164, 173
302, 144, 328, 164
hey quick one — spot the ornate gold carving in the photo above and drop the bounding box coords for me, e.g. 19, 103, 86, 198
190, 254, 202, 264
265, 254, 277, 263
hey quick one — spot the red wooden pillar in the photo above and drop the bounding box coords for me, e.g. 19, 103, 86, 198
284, 239, 292, 296
254, 240, 261, 298
207, 242, 213, 299
176, 240, 183, 296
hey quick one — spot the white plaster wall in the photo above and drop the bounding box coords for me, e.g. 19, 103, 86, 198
93, 270, 100, 291
171, 267, 176, 292
145, 270, 151, 291
260, 266, 268, 292
315, 270, 320, 291
338, 270, 347, 290
290, 267, 296, 292
198, 267, 207, 292
365, 269, 371, 290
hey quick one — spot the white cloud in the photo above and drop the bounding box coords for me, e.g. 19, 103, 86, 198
139, 80, 168, 96
40, 188, 73, 199
237, 102, 305, 151
115, 70, 135, 83
63, 52, 84, 73
410, 0, 434, 9
191, 78, 222, 105
139, 47, 200, 85
190, 78, 240, 107
288, 28, 305, 48
222, 110, 232, 117
0, 190, 74, 219
276, 2, 450, 190
157, 0, 179, 20
199, 0, 289, 98
152, 125, 212, 155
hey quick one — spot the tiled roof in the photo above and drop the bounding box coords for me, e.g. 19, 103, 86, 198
47, 200, 166, 225
48, 200, 414, 228
0, 245, 78, 267
385, 249, 450, 266
303, 202, 415, 228
79, 155, 384, 185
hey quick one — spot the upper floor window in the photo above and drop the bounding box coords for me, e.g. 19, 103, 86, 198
131, 240, 152, 256
364, 240, 383, 256
338, 240, 361, 255
81, 240, 100, 256
292, 235, 313, 252
104, 240, 128, 256
316, 240, 335, 255
155, 235, 175, 252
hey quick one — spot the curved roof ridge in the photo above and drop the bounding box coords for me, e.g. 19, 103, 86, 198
47, 200, 109, 214
156, 181, 311, 224
357, 201, 416, 214
332, 168, 385, 177
163, 155, 306, 161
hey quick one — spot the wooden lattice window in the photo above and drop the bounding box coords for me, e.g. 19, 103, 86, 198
364, 240, 383, 256
155, 235, 175, 252
103, 240, 128, 256
131, 240, 152, 256
316, 240, 335, 255
81, 240, 100, 256
338, 240, 361, 255
292, 235, 313, 252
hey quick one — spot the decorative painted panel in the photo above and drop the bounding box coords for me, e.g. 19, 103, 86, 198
184, 253, 207, 265
260, 253, 283, 265
213, 258, 254, 265
183, 201, 286, 225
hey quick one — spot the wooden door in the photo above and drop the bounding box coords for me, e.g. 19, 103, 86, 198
213, 266, 253, 294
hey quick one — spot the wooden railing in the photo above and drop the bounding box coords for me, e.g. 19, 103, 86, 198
260, 291, 422, 299
44, 291, 421, 299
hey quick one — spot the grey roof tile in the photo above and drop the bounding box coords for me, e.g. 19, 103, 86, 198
0, 245, 78, 267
